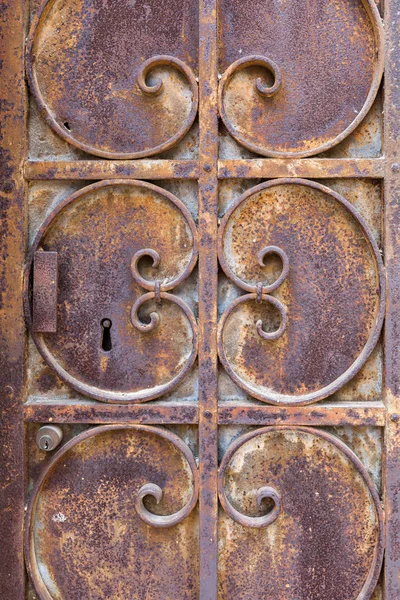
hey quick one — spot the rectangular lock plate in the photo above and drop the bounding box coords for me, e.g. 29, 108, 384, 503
33, 251, 58, 333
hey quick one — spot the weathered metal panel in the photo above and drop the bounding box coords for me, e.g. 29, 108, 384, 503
25, 180, 198, 403
1, 0, 399, 598
218, 427, 383, 600
26, 425, 199, 599
218, 0, 383, 158
27, 0, 199, 159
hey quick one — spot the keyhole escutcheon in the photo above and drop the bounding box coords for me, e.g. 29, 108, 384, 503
101, 318, 113, 352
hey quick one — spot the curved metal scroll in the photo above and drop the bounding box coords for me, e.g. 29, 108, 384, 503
27, 0, 199, 158
217, 178, 385, 405
218, 483, 281, 529
25, 425, 199, 599
218, 426, 384, 600
25, 179, 198, 403
217, 0, 384, 157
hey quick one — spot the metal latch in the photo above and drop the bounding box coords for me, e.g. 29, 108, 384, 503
32, 251, 58, 333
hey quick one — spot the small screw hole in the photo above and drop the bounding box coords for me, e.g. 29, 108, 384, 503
101, 318, 113, 352
64, 122, 71, 131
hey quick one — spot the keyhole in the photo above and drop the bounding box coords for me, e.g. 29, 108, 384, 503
101, 318, 113, 352
44, 440, 49, 450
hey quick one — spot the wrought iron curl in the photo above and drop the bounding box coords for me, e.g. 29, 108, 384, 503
218, 476, 281, 529
137, 55, 199, 98
219, 55, 282, 100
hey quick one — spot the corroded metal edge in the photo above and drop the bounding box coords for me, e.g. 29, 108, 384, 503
26, 0, 199, 160
0, 0, 27, 598
217, 0, 384, 158
383, 0, 400, 596
24, 424, 199, 599
198, 0, 219, 597
24, 179, 199, 404
218, 426, 384, 600
217, 178, 385, 406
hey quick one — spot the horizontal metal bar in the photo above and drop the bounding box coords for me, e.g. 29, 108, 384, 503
24, 160, 200, 180
25, 158, 385, 182
218, 158, 385, 179
24, 400, 199, 424
24, 400, 385, 427
218, 402, 386, 427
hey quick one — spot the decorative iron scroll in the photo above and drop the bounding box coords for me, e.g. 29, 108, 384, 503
25, 180, 198, 403
27, 0, 199, 158
25, 425, 199, 599
218, 427, 384, 600
218, 0, 383, 157
218, 179, 385, 405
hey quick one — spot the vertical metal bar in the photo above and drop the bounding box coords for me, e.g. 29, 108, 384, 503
0, 0, 27, 598
198, 0, 219, 597
384, 0, 400, 596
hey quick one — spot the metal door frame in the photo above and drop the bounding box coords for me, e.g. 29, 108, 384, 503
1, 0, 400, 597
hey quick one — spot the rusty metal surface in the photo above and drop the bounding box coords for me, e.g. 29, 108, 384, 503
25, 160, 200, 181
218, 0, 383, 158
218, 426, 384, 600
383, 0, 400, 596
198, 0, 219, 596
218, 179, 384, 405
217, 159, 385, 180
0, 0, 396, 597
0, 0, 26, 598
27, 0, 199, 159
25, 180, 198, 403
26, 424, 199, 599
33, 251, 58, 333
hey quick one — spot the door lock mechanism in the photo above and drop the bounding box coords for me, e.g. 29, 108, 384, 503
36, 425, 63, 452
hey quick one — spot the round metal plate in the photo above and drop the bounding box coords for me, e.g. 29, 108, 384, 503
218, 0, 383, 157
27, 0, 198, 158
218, 179, 384, 405
25, 181, 198, 403
26, 425, 199, 600
219, 427, 384, 600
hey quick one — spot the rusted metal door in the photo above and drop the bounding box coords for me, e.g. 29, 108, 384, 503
1, 0, 400, 598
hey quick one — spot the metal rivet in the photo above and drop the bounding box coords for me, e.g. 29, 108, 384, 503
391, 414, 400, 423
204, 410, 212, 419
36, 425, 64, 452
391, 162, 400, 173
203, 163, 212, 172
